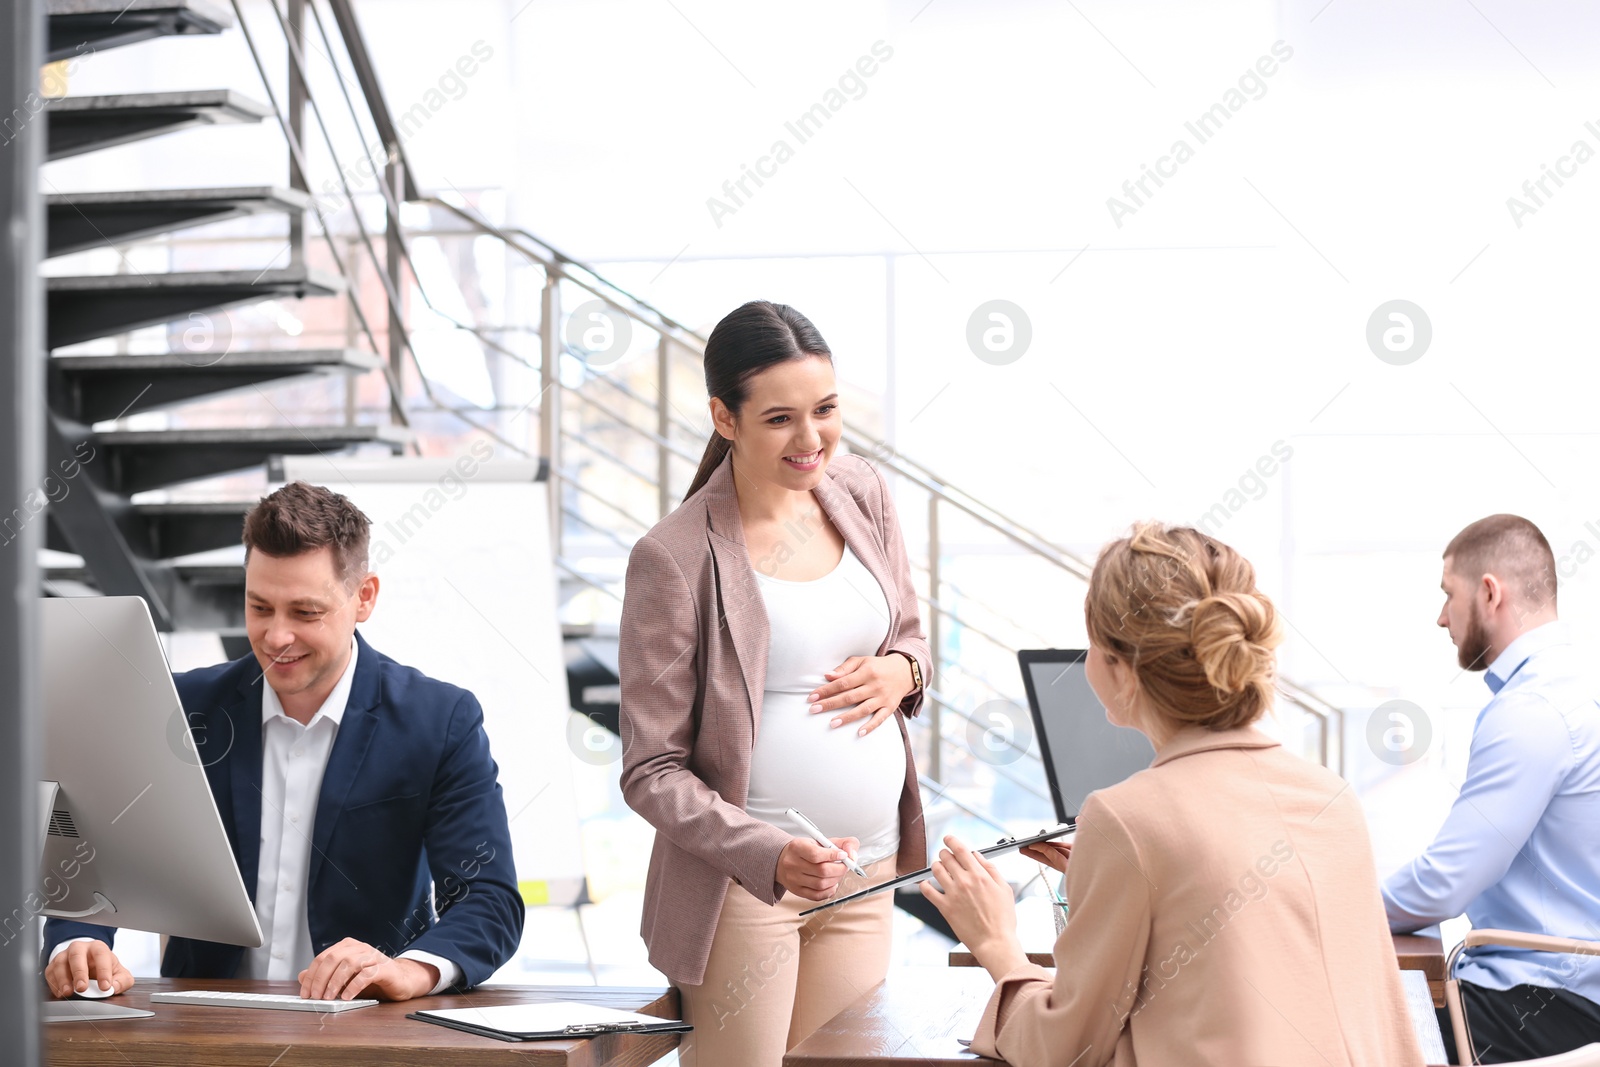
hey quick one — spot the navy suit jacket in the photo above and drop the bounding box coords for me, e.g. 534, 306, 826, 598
43, 631, 524, 989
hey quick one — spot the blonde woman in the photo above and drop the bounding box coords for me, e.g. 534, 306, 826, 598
924, 523, 1422, 1067
618, 301, 929, 1067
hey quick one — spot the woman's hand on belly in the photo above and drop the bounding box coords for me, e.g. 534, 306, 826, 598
776, 835, 862, 901
808, 654, 915, 737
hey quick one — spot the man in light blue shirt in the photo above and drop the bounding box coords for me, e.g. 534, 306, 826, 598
1385, 514, 1600, 1063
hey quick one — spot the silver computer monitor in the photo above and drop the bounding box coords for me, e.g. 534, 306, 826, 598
39, 596, 262, 948
1018, 649, 1156, 823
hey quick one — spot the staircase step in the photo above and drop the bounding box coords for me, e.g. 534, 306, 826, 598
47, 90, 271, 162
47, 500, 252, 559
136, 500, 252, 557
46, 267, 344, 350
93, 424, 409, 494
51, 348, 381, 422
43, 558, 246, 632
48, 0, 232, 63
46, 186, 311, 258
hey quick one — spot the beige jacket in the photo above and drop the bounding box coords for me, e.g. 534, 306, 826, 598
973, 726, 1423, 1067
618, 452, 930, 986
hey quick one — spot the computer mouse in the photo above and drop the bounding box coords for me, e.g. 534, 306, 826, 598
72, 980, 116, 999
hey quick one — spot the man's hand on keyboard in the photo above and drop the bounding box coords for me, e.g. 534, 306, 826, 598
45, 940, 134, 999
298, 938, 439, 1002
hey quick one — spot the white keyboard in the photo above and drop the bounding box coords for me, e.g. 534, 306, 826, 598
149, 990, 378, 1013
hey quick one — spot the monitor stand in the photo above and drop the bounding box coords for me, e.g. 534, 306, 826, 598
38, 781, 116, 920
42, 1001, 155, 1023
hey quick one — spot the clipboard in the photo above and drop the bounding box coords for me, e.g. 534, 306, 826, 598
407, 1002, 692, 1042
798, 823, 1076, 916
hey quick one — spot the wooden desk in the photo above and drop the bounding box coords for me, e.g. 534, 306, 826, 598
1392, 933, 1447, 1009
785, 967, 998, 1067
45, 979, 682, 1067
950, 932, 1448, 1008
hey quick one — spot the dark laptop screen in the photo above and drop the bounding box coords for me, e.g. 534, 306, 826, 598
1019, 650, 1156, 823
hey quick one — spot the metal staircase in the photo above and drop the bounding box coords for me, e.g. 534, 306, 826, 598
39, 0, 415, 634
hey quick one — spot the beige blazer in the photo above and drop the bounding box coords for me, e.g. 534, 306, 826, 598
973, 726, 1423, 1067
618, 452, 930, 986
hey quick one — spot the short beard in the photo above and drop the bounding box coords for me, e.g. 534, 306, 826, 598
1456, 605, 1493, 672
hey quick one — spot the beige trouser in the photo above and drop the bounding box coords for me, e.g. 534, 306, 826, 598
675, 857, 897, 1067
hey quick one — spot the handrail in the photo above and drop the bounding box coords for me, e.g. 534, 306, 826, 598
560, 428, 665, 490
559, 381, 702, 466
505, 221, 708, 343
420, 195, 709, 352
843, 432, 1092, 582
556, 468, 657, 534
322, 0, 419, 200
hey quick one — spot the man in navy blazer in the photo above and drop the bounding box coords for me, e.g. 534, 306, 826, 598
43, 482, 523, 1001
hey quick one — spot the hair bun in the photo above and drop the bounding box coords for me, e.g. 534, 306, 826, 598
1187, 592, 1279, 695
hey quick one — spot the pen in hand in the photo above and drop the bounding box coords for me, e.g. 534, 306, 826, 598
786, 807, 867, 878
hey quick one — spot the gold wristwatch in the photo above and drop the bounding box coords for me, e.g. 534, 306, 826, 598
892, 650, 923, 693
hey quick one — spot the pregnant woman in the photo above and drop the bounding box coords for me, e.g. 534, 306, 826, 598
619, 300, 929, 1067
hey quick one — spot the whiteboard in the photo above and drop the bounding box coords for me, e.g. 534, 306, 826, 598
276, 453, 583, 906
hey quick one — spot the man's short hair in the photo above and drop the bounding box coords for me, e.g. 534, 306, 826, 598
242, 481, 371, 588
1444, 513, 1557, 609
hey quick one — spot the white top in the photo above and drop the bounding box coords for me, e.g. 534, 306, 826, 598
746, 545, 906, 865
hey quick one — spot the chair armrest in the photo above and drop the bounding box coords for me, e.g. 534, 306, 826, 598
1444, 931, 1600, 1066
1463, 929, 1600, 956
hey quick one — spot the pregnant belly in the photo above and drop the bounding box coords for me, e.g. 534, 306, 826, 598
745, 692, 907, 858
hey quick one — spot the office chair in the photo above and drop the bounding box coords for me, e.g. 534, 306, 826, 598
1444, 929, 1600, 1066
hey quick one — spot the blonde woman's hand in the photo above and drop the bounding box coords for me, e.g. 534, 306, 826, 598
808, 655, 915, 737
1019, 840, 1072, 873
920, 835, 1029, 980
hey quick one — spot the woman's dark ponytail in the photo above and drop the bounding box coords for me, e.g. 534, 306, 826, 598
687, 435, 734, 502
683, 301, 832, 500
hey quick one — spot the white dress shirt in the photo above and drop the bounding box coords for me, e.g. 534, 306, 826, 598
247, 637, 461, 994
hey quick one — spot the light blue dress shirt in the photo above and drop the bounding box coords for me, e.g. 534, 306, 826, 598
1383, 621, 1600, 1000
